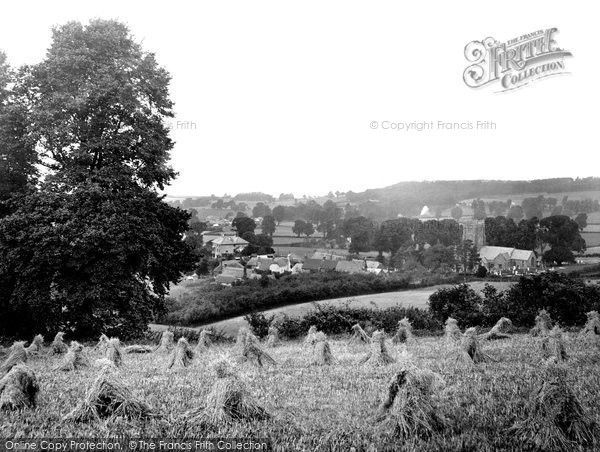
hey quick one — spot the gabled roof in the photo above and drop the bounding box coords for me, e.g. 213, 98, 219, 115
246, 257, 259, 267
212, 236, 249, 246
365, 261, 382, 269
273, 257, 289, 268
256, 258, 274, 271
335, 260, 364, 274
479, 246, 536, 263
479, 246, 515, 261
222, 267, 244, 278
511, 249, 535, 261
302, 258, 324, 271
320, 260, 338, 271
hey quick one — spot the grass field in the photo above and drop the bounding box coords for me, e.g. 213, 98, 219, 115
2, 333, 599, 451
162, 281, 513, 336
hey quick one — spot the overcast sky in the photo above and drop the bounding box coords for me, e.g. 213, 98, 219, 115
1, 1, 598, 197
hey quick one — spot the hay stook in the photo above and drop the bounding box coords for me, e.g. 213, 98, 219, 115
392, 318, 413, 344
0, 342, 28, 376
54, 341, 89, 371
444, 318, 462, 343
511, 360, 598, 450
311, 332, 334, 365
0, 364, 39, 410
481, 317, 513, 340
168, 337, 194, 369
530, 310, 552, 337
581, 311, 600, 337
25, 335, 44, 357
183, 359, 269, 426
63, 367, 155, 422
50, 332, 68, 355
234, 328, 275, 367
376, 367, 446, 439
196, 330, 212, 353
154, 331, 175, 354
359, 331, 396, 366
350, 323, 371, 345
460, 328, 494, 364
265, 326, 281, 348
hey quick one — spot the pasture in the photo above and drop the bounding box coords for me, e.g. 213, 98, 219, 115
1, 331, 599, 451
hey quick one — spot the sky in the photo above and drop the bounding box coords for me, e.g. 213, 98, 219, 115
1, 1, 598, 198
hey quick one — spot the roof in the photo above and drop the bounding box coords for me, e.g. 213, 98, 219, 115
511, 249, 535, 261
321, 260, 338, 271
365, 261, 382, 269
222, 267, 244, 278
310, 252, 344, 261
288, 253, 304, 263
222, 260, 244, 269
335, 260, 364, 274
478, 246, 515, 261
273, 257, 289, 268
215, 274, 239, 284
303, 258, 324, 271
479, 246, 536, 263
256, 258, 274, 271
212, 236, 249, 246
246, 257, 259, 267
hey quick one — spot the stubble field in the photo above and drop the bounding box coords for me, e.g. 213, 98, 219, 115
1, 334, 599, 451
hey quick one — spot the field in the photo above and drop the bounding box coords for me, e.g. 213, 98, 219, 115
582, 232, 600, 248
2, 333, 599, 451
162, 281, 513, 336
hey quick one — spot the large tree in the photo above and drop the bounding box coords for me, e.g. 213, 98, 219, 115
0, 21, 194, 339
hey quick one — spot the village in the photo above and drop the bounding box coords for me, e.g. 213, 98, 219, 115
198, 216, 547, 286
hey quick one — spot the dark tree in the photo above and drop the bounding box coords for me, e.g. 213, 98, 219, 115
272, 205, 285, 225
292, 219, 306, 237
261, 215, 277, 236
232, 216, 257, 237
0, 21, 195, 339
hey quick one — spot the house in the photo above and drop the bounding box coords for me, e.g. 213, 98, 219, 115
310, 251, 345, 261
479, 246, 537, 272
335, 260, 365, 274
365, 260, 385, 275
213, 259, 244, 274
215, 267, 245, 285
302, 258, 337, 273
210, 235, 249, 257
201, 230, 236, 244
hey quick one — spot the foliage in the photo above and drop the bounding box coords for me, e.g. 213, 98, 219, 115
161, 272, 422, 327
0, 20, 195, 339
428, 284, 485, 328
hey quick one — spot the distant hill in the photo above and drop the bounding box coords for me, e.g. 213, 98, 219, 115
345, 177, 600, 217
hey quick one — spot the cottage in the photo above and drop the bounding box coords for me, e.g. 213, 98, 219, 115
479, 246, 537, 272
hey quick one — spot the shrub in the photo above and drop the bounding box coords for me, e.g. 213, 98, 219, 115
499, 273, 600, 327
244, 312, 273, 339
254, 305, 441, 339
428, 284, 485, 328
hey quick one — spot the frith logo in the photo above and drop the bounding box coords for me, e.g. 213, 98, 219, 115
463, 28, 572, 92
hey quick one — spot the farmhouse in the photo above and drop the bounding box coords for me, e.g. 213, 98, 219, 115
210, 235, 249, 258
479, 246, 537, 272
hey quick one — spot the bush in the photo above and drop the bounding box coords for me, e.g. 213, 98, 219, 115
244, 312, 272, 338
429, 273, 600, 329
245, 305, 442, 339
499, 272, 600, 326
428, 284, 485, 328
475, 266, 488, 278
